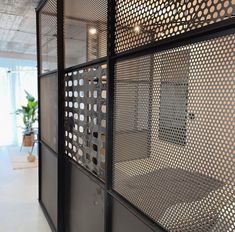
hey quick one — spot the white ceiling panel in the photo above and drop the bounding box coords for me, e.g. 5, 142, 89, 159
0, 0, 39, 57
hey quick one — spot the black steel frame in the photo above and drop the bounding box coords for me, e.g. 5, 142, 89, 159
36, 1, 58, 231
57, 0, 65, 231
36, 0, 235, 231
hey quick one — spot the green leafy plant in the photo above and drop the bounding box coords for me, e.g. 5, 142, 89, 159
15, 91, 38, 135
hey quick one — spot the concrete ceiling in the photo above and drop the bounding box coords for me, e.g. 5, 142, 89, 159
0, 0, 106, 62
0, 0, 39, 59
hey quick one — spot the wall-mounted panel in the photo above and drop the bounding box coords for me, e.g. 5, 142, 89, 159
65, 160, 104, 232
64, 0, 107, 68
41, 143, 58, 229
113, 33, 235, 232
64, 64, 107, 180
115, 0, 235, 53
40, 73, 58, 152
39, 0, 57, 73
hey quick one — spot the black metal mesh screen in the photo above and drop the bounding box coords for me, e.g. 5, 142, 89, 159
39, 0, 57, 73
113, 33, 235, 231
64, 161, 105, 232
112, 198, 153, 232
115, 0, 235, 53
64, 0, 107, 68
40, 73, 58, 152
64, 64, 107, 180
41, 143, 58, 229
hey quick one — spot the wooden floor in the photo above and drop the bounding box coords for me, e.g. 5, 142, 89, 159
0, 146, 51, 232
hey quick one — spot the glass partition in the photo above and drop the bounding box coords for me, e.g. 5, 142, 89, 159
64, 0, 107, 68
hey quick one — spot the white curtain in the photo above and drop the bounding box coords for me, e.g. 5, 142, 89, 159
0, 58, 37, 146
0, 67, 16, 145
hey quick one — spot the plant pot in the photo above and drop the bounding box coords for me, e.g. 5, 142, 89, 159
27, 153, 36, 162
23, 134, 34, 147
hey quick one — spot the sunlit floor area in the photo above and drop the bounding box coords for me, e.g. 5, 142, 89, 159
0, 146, 51, 232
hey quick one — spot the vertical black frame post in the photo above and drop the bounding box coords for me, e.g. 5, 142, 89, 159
57, 0, 65, 231
104, 0, 116, 231
36, 9, 42, 202
36, 1, 59, 231
105, 0, 167, 231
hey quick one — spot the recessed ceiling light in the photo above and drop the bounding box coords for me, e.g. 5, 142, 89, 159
134, 25, 141, 33
89, 27, 97, 35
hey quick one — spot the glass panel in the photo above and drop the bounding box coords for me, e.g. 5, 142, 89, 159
40, 73, 58, 152
112, 198, 153, 232
113, 34, 235, 231
65, 162, 104, 232
115, 0, 235, 53
41, 143, 58, 229
64, 0, 107, 68
39, 0, 57, 73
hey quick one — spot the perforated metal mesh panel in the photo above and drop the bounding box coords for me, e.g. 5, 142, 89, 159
41, 143, 58, 229
113, 34, 235, 231
115, 0, 235, 53
64, 64, 107, 180
64, 0, 107, 68
112, 198, 154, 232
40, 73, 58, 152
39, 0, 57, 73
64, 161, 105, 232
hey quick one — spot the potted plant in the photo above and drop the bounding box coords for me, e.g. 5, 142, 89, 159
15, 91, 38, 147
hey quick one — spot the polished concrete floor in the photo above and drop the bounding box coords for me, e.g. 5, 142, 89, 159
0, 146, 51, 232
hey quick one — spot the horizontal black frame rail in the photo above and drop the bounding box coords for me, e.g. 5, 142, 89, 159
35, 0, 48, 12
39, 70, 58, 78
64, 57, 107, 73
40, 140, 58, 157
112, 18, 235, 62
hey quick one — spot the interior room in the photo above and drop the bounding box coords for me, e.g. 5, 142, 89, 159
0, 0, 234, 232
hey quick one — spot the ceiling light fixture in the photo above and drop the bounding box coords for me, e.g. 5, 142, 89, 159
134, 25, 141, 33
89, 27, 97, 35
